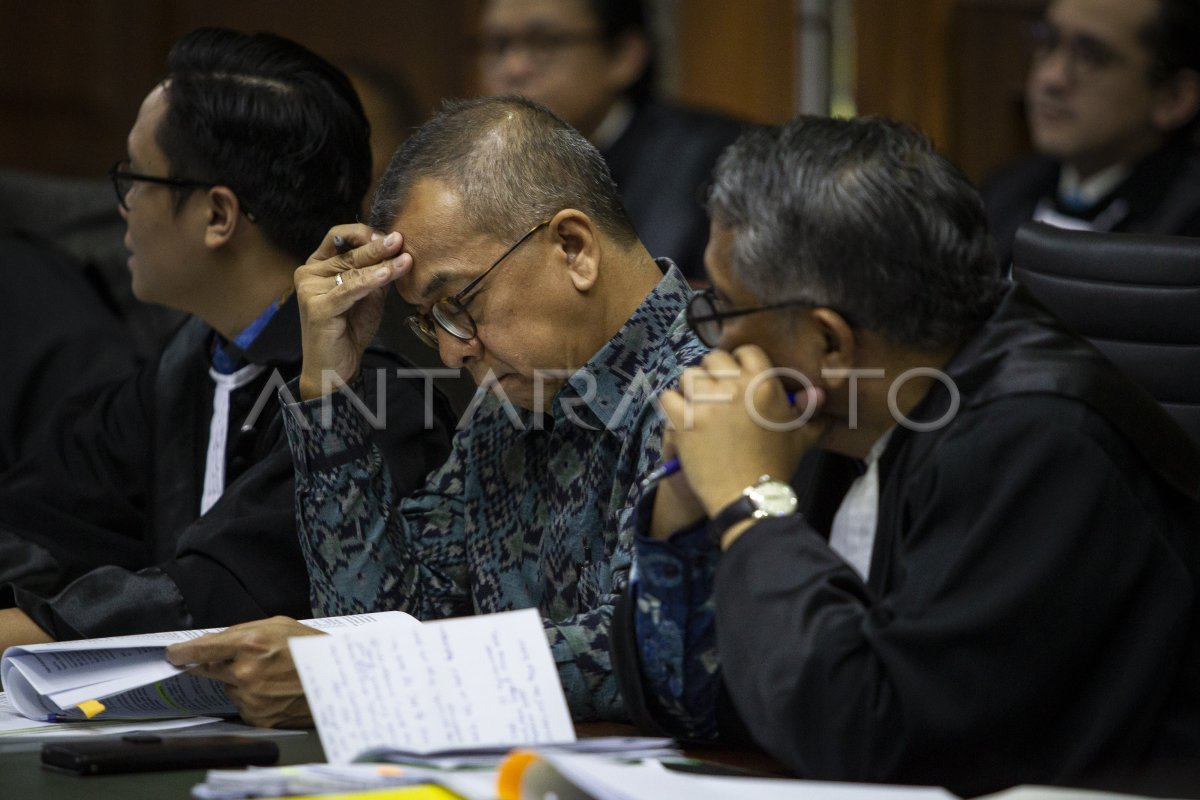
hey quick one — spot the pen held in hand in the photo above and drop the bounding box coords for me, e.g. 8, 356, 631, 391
640, 457, 683, 489
641, 390, 798, 489
332, 235, 352, 255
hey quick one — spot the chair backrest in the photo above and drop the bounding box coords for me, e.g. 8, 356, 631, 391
1012, 221, 1200, 445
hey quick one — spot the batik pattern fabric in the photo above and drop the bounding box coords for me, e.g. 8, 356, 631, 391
629, 498, 722, 740
283, 263, 706, 720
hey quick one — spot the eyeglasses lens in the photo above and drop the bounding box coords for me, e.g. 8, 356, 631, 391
688, 293, 722, 348
431, 300, 476, 341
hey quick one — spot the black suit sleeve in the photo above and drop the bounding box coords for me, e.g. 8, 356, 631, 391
0, 363, 158, 605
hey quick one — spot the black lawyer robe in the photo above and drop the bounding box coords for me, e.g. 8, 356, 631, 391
0, 295, 454, 638
616, 286, 1200, 797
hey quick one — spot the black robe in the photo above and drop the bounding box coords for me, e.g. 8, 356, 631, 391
0, 230, 137, 471
615, 286, 1200, 797
603, 99, 746, 282
0, 296, 454, 638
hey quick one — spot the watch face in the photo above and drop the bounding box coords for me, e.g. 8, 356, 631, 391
747, 481, 798, 516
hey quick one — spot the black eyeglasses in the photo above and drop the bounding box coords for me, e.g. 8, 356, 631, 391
405, 219, 551, 349
107, 159, 256, 220
1028, 21, 1126, 79
108, 159, 215, 211
687, 289, 838, 348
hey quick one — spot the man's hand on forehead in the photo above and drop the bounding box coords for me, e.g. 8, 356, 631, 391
308, 225, 408, 286
293, 223, 410, 400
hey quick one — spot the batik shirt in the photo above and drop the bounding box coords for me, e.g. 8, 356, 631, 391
630, 504, 722, 739
282, 263, 705, 721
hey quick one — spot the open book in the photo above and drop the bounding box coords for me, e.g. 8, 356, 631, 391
0, 612, 409, 723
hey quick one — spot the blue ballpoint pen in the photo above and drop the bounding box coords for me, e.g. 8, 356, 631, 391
641, 390, 798, 488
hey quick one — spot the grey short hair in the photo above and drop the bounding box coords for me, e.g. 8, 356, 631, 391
368, 95, 637, 244
707, 115, 1004, 349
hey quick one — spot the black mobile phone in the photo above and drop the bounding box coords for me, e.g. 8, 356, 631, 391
40, 733, 280, 776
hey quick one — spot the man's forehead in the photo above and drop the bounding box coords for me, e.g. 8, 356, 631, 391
128, 85, 170, 167
385, 190, 496, 305
1047, 0, 1156, 46
389, 224, 460, 306
703, 223, 735, 271
483, 0, 594, 30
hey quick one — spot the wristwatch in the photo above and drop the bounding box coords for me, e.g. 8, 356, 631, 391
709, 474, 798, 544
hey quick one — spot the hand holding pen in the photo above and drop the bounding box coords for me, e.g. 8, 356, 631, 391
641, 390, 799, 489
645, 347, 828, 537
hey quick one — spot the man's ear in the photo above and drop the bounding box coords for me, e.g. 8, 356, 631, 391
810, 307, 857, 389
550, 209, 600, 293
1152, 68, 1200, 133
606, 31, 651, 93
203, 186, 242, 250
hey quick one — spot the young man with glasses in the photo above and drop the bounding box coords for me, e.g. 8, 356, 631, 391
984, 0, 1200, 267
0, 29, 451, 653
166, 96, 708, 727
611, 115, 1200, 795
477, 0, 744, 282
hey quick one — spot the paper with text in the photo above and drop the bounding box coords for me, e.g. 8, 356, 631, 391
290, 608, 575, 764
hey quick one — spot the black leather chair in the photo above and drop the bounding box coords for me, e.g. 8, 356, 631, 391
1012, 221, 1200, 445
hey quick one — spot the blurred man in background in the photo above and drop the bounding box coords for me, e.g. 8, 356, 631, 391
984, 0, 1200, 267
478, 0, 745, 281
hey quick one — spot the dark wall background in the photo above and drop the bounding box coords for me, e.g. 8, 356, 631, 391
1, 1, 1045, 186
0, 0, 476, 178
0, 0, 1046, 416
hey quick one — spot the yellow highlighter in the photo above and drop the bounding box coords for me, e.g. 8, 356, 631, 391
497, 750, 592, 800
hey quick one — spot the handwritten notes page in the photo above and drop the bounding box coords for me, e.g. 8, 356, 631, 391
289, 608, 576, 764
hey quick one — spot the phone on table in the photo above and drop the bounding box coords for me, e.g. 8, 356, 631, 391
41, 734, 280, 776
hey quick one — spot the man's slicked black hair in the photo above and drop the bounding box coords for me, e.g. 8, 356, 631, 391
159, 27, 371, 262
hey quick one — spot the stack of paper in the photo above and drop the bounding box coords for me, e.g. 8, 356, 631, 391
0, 692, 221, 739
363, 735, 678, 769
1, 612, 413, 722
526, 754, 959, 800
192, 763, 430, 799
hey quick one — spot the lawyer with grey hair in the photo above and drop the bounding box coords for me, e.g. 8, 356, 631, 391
614, 114, 1200, 796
